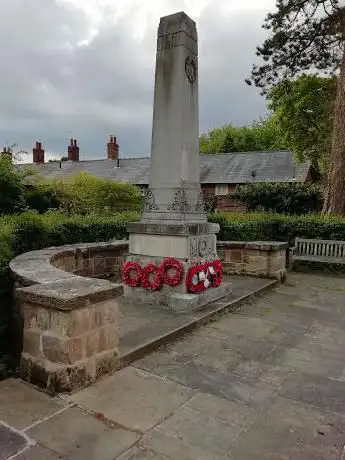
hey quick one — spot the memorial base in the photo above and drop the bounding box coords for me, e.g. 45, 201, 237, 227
124, 282, 232, 313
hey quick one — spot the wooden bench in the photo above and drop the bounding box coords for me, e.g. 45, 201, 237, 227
289, 238, 345, 269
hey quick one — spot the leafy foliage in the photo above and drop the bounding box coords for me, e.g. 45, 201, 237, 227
209, 211, 345, 244
231, 183, 324, 214
0, 156, 27, 215
247, 1, 345, 214
267, 74, 336, 172
199, 117, 287, 154
52, 172, 143, 215
248, 1, 344, 90
0, 210, 141, 294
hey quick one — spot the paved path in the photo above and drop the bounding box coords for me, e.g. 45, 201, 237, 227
2, 273, 345, 459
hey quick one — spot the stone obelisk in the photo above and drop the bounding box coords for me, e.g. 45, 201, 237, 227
125, 12, 232, 311
142, 11, 204, 223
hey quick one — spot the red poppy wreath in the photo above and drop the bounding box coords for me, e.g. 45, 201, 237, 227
141, 263, 163, 291
122, 261, 142, 287
160, 257, 184, 287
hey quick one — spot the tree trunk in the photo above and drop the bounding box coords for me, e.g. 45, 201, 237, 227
322, 49, 345, 214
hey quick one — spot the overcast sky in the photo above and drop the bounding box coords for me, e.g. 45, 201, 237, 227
0, 0, 276, 162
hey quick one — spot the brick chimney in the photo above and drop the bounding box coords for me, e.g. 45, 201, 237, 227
107, 135, 119, 160
33, 142, 45, 163
68, 138, 80, 161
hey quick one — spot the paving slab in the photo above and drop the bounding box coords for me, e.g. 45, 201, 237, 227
268, 345, 345, 379
139, 430, 231, 460
0, 379, 66, 430
14, 445, 66, 459
281, 372, 345, 415
164, 360, 275, 409
117, 446, 170, 460
229, 396, 345, 460
154, 406, 237, 457
0, 423, 28, 460
27, 407, 139, 460
68, 367, 195, 433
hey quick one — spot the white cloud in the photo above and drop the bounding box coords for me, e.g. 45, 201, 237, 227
0, 0, 276, 160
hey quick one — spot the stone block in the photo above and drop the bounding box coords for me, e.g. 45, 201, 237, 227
129, 233, 189, 259
69, 307, 92, 336
36, 307, 50, 330
23, 328, 42, 357
42, 332, 84, 364
50, 310, 71, 337
99, 324, 118, 352
86, 329, 100, 358
230, 249, 242, 263
22, 302, 37, 329
126, 283, 232, 313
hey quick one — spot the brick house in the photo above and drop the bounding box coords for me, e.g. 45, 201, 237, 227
14, 138, 313, 212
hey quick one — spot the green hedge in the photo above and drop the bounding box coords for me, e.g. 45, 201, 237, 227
230, 183, 324, 215
209, 212, 345, 244
2, 210, 345, 294
0, 211, 140, 294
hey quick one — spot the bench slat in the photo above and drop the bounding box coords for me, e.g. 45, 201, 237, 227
292, 238, 345, 266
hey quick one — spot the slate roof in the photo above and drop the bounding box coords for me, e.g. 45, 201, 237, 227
18, 151, 311, 185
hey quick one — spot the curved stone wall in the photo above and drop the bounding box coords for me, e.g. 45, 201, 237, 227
9, 241, 128, 394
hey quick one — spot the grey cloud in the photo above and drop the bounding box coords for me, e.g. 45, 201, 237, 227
0, 1, 270, 161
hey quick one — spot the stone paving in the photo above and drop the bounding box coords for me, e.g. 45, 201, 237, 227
2, 273, 345, 459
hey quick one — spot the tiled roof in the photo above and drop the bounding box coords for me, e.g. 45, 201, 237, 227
17, 151, 311, 185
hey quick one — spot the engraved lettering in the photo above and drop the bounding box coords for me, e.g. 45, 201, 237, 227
157, 31, 197, 55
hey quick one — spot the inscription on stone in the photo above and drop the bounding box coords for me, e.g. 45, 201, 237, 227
157, 31, 197, 55
157, 32, 180, 51
188, 235, 216, 260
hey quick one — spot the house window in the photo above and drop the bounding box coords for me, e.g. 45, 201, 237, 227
215, 184, 229, 196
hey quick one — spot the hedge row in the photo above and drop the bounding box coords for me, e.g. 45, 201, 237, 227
2, 210, 345, 294
0, 211, 140, 294
209, 212, 345, 244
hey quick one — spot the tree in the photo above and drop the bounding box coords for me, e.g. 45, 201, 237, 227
199, 117, 287, 154
0, 155, 26, 215
267, 74, 337, 175
246, 0, 345, 214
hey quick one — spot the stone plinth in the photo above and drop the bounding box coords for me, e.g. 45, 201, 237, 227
14, 274, 123, 394
125, 221, 233, 311
217, 241, 288, 281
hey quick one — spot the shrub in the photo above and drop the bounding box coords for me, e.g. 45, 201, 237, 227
209, 212, 345, 244
52, 172, 143, 215
11, 211, 140, 255
0, 156, 27, 215
231, 182, 324, 215
24, 183, 61, 214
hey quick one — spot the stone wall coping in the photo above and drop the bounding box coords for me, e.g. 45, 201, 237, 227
16, 278, 123, 310
9, 240, 128, 287
217, 241, 289, 251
